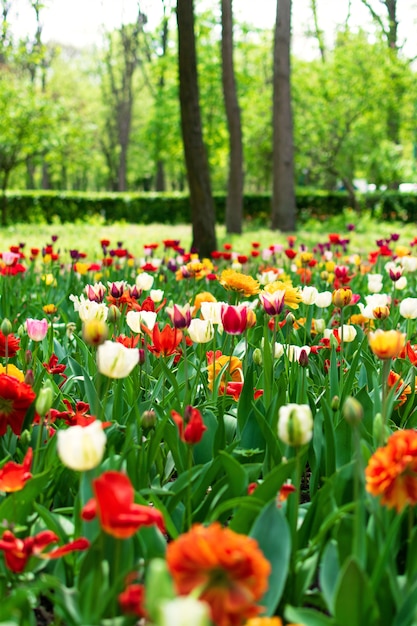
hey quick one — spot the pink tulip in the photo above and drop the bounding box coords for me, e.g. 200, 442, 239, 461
25, 318, 48, 342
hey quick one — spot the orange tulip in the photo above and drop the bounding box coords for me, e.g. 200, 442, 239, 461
365, 429, 417, 512
0, 448, 32, 492
368, 329, 406, 360
166, 523, 271, 626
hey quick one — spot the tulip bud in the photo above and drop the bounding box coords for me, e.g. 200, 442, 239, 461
278, 403, 313, 447
286, 312, 295, 326
331, 395, 340, 411
141, 409, 156, 430
107, 305, 121, 323
24, 369, 35, 386
373, 412, 386, 446
252, 347, 263, 366
25, 349, 32, 365
35, 380, 54, 417
314, 318, 326, 333
342, 396, 363, 425
138, 348, 146, 365
298, 348, 309, 368
20, 429, 31, 446
1, 318, 12, 336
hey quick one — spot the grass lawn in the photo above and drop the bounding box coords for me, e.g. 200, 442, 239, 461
1, 209, 413, 259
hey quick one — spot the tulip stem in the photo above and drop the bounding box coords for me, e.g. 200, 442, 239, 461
182, 336, 189, 410
339, 308, 345, 402
380, 358, 391, 446
186, 446, 193, 531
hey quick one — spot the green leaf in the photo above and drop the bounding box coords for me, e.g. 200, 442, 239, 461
392, 579, 417, 626
319, 540, 340, 613
250, 500, 291, 615
145, 558, 175, 624
229, 458, 296, 534
0, 470, 52, 524
334, 557, 379, 626
218, 450, 247, 496
285, 605, 336, 626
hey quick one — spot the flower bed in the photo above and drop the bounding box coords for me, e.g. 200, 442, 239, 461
1, 231, 417, 625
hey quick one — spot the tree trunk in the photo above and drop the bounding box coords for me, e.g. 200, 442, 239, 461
177, 0, 217, 257
221, 0, 243, 234
271, 0, 296, 232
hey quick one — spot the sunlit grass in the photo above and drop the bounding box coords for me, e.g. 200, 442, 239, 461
2, 209, 413, 260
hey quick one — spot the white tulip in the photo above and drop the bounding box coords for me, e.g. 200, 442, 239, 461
400, 297, 417, 319
136, 272, 154, 291
200, 301, 224, 325
97, 340, 139, 378
126, 310, 157, 333
150, 289, 164, 303
301, 286, 318, 305
159, 597, 210, 626
396, 276, 408, 290
338, 324, 357, 342
315, 291, 333, 308
187, 318, 214, 343
78, 300, 108, 323
57, 421, 106, 471
278, 403, 313, 447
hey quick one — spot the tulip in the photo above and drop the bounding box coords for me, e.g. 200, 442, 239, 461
301, 286, 318, 305
25, 318, 48, 342
220, 303, 248, 334
171, 405, 207, 444
0, 529, 89, 573
57, 421, 106, 471
150, 289, 164, 303
126, 310, 157, 333
77, 299, 109, 323
187, 318, 214, 343
97, 340, 139, 378
136, 272, 154, 291
85, 282, 106, 303
399, 297, 417, 320
367, 273, 384, 293
314, 291, 332, 308
159, 597, 211, 626
396, 276, 408, 290
259, 289, 286, 316
81, 470, 165, 538
166, 303, 192, 329
337, 324, 357, 343
82, 318, 109, 346
200, 301, 224, 325
368, 329, 406, 360
107, 280, 127, 298
278, 403, 313, 447
0, 448, 32, 492
332, 288, 352, 307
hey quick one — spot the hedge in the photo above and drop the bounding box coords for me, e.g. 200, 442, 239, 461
2, 188, 417, 225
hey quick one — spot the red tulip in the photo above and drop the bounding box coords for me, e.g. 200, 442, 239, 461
81, 470, 165, 539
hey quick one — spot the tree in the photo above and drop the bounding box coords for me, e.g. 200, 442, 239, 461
221, 0, 243, 234
176, 0, 217, 257
271, 0, 296, 231
100, 7, 147, 191
0, 73, 53, 223
360, 0, 405, 188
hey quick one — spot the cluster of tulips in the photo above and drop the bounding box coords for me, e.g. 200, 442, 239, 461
1, 231, 417, 625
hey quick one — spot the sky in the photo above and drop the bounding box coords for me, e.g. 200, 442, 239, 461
6, 0, 417, 59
